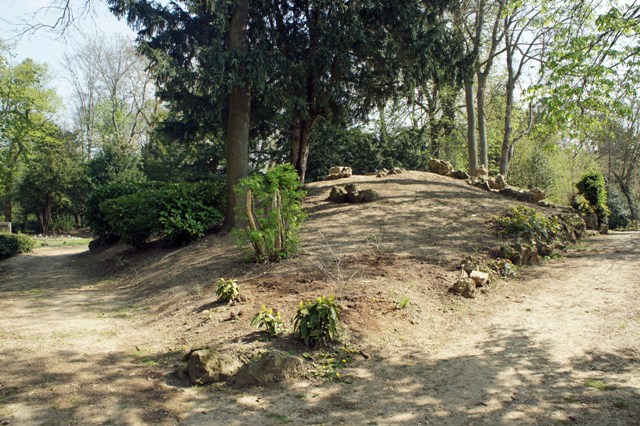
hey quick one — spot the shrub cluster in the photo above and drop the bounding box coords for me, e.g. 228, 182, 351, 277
576, 172, 610, 224
0, 234, 36, 260
234, 164, 306, 262
496, 206, 560, 245
87, 180, 225, 247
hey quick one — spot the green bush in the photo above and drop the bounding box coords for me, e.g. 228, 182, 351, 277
100, 191, 158, 248
292, 296, 341, 347
156, 181, 224, 244
86, 182, 151, 240
234, 164, 306, 262
92, 180, 225, 248
497, 206, 560, 244
0, 234, 36, 260
576, 172, 610, 223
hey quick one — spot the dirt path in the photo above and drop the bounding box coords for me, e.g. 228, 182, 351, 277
1, 234, 639, 425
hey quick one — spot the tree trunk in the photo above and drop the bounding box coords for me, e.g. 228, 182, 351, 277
4, 182, 12, 223
614, 173, 638, 222
500, 79, 515, 176
476, 72, 488, 171
465, 78, 478, 176
291, 117, 314, 183
221, 0, 251, 232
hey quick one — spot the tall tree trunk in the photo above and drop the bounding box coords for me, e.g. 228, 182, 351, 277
291, 117, 314, 183
221, 0, 251, 232
476, 72, 488, 171
465, 78, 478, 176
3, 180, 12, 223
500, 83, 515, 176
614, 172, 638, 222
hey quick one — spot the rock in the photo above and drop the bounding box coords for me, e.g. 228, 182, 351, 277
185, 349, 243, 385
328, 185, 349, 203
469, 270, 489, 287
376, 168, 389, 177
388, 167, 405, 175
449, 170, 469, 179
584, 213, 598, 230
528, 188, 546, 202
429, 158, 453, 176
599, 224, 609, 234
470, 178, 492, 192
231, 350, 304, 386
477, 165, 489, 178
325, 166, 352, 181
359, 189, 380, 203
329, 184, 379, 204
488, 175, 508, 190
450, 278, 476, 298
537, 243, 554, 257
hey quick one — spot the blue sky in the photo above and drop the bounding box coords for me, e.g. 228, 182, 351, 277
1, 0, 136, 117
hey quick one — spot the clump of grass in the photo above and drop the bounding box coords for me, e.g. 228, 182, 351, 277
584, 379, 615, 391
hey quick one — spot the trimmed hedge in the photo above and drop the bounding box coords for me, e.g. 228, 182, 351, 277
0, 234, 36, 260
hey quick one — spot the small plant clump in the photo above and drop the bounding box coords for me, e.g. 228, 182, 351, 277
396, 296, 411, 310
251, 305, 286, 336
292, 295, 341, 347
215, 278, 240, 303
496, 206, 560, 245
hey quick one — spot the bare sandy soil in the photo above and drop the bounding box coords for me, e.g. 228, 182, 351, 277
1, 172, 638, 425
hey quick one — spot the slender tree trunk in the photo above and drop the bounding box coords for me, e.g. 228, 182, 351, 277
614, 173, 638, 222
465, 78, 478, 176
4, 181, 12, 223
291, 117, 314, 183
500, 79, 515, 176
476, 72, 488, 171
221, 0, 251, 232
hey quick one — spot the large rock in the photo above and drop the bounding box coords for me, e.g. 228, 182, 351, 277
328, 185, 349, 203
429, 158, 454, 176
450, 170, 469, 180
528, 188, 546, 202
488, 175, 508, 190
325, 166, 352, 181
231, 351, 304, 386
469, 270, 489, 287
328, 184, 379, 204
185, 349, 243, 385
450, 278, 476, 299
584, 213, 598, 230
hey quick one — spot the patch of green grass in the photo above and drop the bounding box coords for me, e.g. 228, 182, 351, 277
34, 237, 91, 248
265, 413, 292, 423
584, 379, 615, 391
396, 296, 411, 310
98, 304, 142, 319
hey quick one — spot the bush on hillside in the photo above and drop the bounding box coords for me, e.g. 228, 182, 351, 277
496, 206, 560, 245
576, 172, 610, 224
233, 164, 306, 262
0, 234, 36, 260
93, 180, 225, 248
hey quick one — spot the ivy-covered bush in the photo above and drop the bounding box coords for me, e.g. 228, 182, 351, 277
234, 164, 306, 262
92, 180, 225, 248
576, 172, 610, 224
0, 234, 36, 260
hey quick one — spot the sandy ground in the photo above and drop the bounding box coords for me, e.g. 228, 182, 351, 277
0, 173, 638, 425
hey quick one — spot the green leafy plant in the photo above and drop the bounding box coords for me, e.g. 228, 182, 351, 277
396, 296, 411, 310
292, 296, 341, 347
233, 164, 306, 262
215, 278, 239, 303
496, 206, 560, 244
0, 234, 36, 260
576, 171, 610, 223
250, 305, 286, 336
